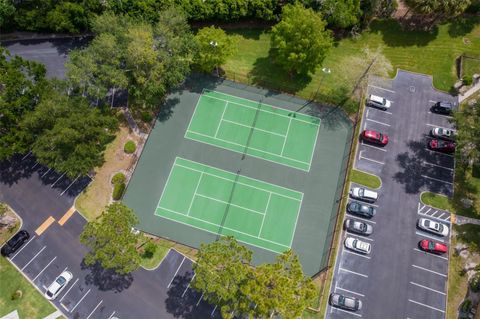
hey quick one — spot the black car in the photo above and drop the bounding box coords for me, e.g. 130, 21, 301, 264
344, 219, 373, 235
431, 101, 454, 115
347, 201, 376, 218
1, 230, 30, 257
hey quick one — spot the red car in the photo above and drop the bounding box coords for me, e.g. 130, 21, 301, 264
428, 139, 455, 153
419, 240, 448, 254
361, 130, 389, 146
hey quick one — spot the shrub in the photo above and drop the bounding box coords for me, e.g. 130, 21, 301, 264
461, 299, 472, 312
124, 140, 136, 154
112, 182, 126, 200
470, 273, 480, 292
143, 241, 157, 259
11, 290, 22, 300
141, 111, 153, 123
463, 75, 473, 86
111, 172, 126, 185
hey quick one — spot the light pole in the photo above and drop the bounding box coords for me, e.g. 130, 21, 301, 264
290, 66, 332, 116
210, 40, 219, 77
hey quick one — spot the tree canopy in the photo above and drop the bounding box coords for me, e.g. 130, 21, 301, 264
320, 0, 362, 29
193, 236, 315, 319
271, 3, 333, 76
405, 0, 471, 17
80, 203, 141, 274
193, 26, 237, 74
66, 9, 194, 110
453, 103, 480, 167
0, 47, 47, 160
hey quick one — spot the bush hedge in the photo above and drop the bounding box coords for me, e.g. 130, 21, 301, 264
124, 140, 136, 154
112, 182, 126, 200
111, 172, 126, 185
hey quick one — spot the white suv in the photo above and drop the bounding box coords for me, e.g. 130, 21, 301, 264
349, 187, 378, 203
367, 94, 391, 110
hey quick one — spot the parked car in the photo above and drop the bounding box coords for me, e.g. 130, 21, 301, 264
417, 218, 449, 237
431, 101, 454, 115
366, 94, 391, 110
45, 271, 73, 300
344, 219, 373, 235
329, 293, 362, 311
419, 240, 448, 254
361, 130, 389, 146
428, 139, 455, 153
349, 187, 378, 203
347, 201, 376, 218
345, 236, 371, 254
431, 127, 456, 141
0, 230, 30, 257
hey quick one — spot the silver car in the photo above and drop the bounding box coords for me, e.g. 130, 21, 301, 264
417, 218, 449, 237
330, 292, 362, 311
345, 219, 373, 235
45, 271, 73, 300
344, 236, 371, 254
431, 127, 455, 141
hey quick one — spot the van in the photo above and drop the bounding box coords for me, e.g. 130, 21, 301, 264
366, 94, 391, 110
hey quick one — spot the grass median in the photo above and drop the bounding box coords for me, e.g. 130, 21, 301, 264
350, 169, 381, 189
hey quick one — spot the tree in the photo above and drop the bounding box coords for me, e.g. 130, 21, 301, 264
405, 0, 471, 17
193, 26, 237, 74
320, 0, 362, 29
0, 47, 47, 160
80, 203, 141, 274
18, 89, 118, 178
242, 250, 316, 319
453, 103, 480, 167
0, 0, 15, 29
192, 237, 253, 319
271, 3, 332, 76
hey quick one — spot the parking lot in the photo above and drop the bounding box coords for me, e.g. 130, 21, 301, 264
1, 155, 219, 319
327, 70, 455, 319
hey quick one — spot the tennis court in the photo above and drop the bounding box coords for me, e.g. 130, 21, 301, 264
155, 157, 303, 253
185, 90, 320, 171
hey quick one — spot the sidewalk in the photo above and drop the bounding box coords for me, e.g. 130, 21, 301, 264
454, 214, 480, 226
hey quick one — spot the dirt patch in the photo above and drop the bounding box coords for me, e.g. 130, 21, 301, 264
75, 124, 143, 221
0, 204, 20, 244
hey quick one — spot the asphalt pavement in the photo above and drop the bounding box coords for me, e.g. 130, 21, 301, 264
326, 70, 456, 319
0, 155, 219, 319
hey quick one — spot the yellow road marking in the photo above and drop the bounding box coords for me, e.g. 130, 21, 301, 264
450, 214, 456, 224
58, 206, 76, 226
35, 216, 55, 236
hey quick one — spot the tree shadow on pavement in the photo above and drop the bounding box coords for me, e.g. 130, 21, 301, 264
165, 272, 221, 319
393, 140, 453, 196
81, 261, 134, 293
0, 155, 36, 186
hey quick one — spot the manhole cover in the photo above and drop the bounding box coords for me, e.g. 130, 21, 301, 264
409, 86, 416, 93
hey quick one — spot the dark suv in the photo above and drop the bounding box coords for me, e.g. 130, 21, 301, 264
431, 101, 454, 115
1, 230, 30, 257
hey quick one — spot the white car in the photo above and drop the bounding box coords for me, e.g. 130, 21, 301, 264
45, 270, 73, 300
417, 218, 449, 237
344, 236, 371, 254
366, 94, 391, 110
431, 127, 456, 141
349, 187, 378, 203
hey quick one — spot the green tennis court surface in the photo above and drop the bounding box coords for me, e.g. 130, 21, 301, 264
155, 157, 303, 253
185, 90, 320, 171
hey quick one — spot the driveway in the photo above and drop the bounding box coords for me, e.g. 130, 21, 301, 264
0, 155, 219, 319
326, 70, 456, 319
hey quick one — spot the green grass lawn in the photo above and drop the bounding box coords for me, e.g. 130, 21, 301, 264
0, 257, 56, 319
223, 18, 480, 113
421, 192, 453, 211
350, 169, 381, 189
462, 55, 480, 79
140, 239, 173, 270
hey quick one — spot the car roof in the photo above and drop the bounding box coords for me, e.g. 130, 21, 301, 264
369, 95, 385, 103
439, 101, 453, 108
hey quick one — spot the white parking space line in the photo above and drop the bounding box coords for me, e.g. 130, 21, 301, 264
11, 235, 36, 259
86, 300, 103, 319
32, 256, 57, 281
41, 168, 52, 178
335, 284, 365, 297
426, 123, 456, 131
424, 208, 432, 215
408, 299, 445, 313
32, 162, 39, 169
359, 151, 385, 165
422, 175, 453, 185
343, 249, 371, 260
428, 100, 437, 104
167, 256, 186, 288
418, 203, 426, 213
412, 264, 447, 277
196, 292, 204, 306
413, 248, 448, 260
425, 148, 454, 157
430, 210, 439, 217
346, 233, 374, 242
107, 311, 116, 319
422, 161, 454, 171
60, 277, 78, 302
51, 173, 65, 188
70, 288, 91, 313
182, 274, 196, 297
60, 175, 80, 196
211, 305, 217, 316
330, 306, 362, 317
21, 245, 46, 271
346, 214, 376, 224
410, 281, 446, 295
366, 118, 391, 127
361, 142, 387, 152
339, 267, 368, 278
415, 231, 445, 242
22, 151, 32, 160
437, 212, 447, 219
368, 84, 395, 93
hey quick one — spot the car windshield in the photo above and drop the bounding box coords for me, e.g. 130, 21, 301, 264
356, 222, 365, 231
358, 189, 364, 197
360, 205, 370, 214
382, 98, 387, 105
428, 241, 435, 250
56, 276, 66, 285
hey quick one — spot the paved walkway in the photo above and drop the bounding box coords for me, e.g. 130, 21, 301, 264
0, 310, 19, 319
42, 310, 63, 319
453, 214, 480, 225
